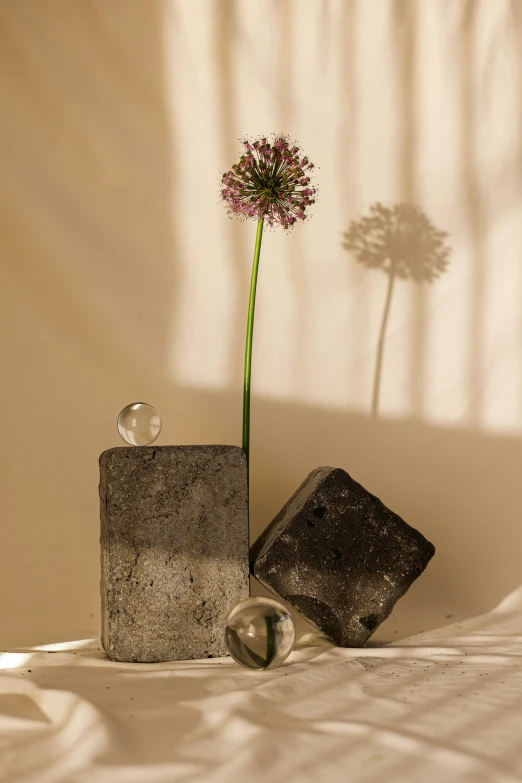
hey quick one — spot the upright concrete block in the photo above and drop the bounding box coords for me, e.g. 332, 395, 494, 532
100, 445, 249, 662
251, 466, 435, 647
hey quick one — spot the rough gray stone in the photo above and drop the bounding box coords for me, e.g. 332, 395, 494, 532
250, 467, 435, 647
100, 445, 249, 662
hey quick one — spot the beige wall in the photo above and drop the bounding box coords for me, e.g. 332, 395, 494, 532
1, 0, 521, 647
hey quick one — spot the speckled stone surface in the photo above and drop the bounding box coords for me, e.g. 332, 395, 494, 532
100, 445, 249, 663
250, 467, 435, 647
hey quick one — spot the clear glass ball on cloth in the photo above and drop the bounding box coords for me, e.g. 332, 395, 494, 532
225, 596, 295, 670
117, 402, 162, 446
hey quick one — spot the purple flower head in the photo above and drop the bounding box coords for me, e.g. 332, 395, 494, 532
220, 134, 318, 230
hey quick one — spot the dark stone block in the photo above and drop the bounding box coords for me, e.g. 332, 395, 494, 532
100, 445, 249, 662
250, 467, 435, 647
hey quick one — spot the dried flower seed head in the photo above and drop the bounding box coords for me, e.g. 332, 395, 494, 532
220, 134, 318, 230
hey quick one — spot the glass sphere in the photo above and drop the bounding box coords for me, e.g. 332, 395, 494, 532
117, 402, 162, 446
225, 597, 295, 670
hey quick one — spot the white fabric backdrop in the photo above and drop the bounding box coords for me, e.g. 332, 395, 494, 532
2, 591, 522, 782
1, 0, 522, 649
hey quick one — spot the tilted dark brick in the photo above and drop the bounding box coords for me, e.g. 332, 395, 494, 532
250, 467, 435, 647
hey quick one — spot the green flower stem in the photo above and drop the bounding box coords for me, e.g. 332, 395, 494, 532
242, 218, 264, 468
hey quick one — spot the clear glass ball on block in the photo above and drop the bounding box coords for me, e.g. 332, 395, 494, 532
225, 596, 295, 670
117, 403, 162, 446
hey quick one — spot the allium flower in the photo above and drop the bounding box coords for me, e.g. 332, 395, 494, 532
221, 134, 317, 230
220, 134, 318, 469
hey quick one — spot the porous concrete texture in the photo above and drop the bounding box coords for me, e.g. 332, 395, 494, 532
100, 445, 249, 662
250, 467, 435, 647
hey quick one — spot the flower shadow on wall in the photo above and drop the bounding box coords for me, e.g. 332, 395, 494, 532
342, 203, 451, 417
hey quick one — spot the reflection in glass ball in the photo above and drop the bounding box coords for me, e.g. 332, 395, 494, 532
117, 402, 162, 446
225, 597, 295, 670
